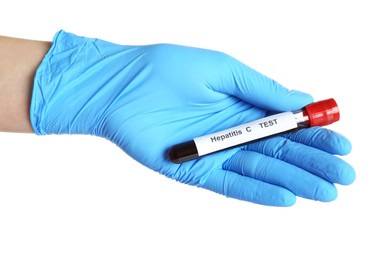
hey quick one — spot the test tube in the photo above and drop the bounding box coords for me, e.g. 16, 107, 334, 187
168, 98, 340, 164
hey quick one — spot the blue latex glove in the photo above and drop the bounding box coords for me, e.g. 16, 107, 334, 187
31, 30, 355, 206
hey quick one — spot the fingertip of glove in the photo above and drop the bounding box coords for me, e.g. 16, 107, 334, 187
322, 130, 353, 156
283, 193, 297, 207
338, 163, 356, 185
284, 90, 314, 110
316, 183, 338, 202
274, 190, 296, 207
251, 188, 296, 207
289, 89, 313, 102
337, 136, 353, 156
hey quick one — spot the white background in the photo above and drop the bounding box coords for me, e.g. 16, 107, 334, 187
1, 0, 388, 259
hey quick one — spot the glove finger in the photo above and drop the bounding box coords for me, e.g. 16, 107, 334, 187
209, 54, 313, 111
223, 150, 338, 202
200, 169, 296, 206
246, 136, 356, 185
282, 127, 352, 155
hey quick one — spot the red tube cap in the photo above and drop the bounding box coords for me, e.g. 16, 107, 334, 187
305, 98, 340, 127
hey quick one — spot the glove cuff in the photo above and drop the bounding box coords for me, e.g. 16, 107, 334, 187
30, 30, 133, 136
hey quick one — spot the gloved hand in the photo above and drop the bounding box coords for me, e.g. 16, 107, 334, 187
31, 30, 355, 206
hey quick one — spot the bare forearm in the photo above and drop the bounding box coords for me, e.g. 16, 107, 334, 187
0, 35, 51, 132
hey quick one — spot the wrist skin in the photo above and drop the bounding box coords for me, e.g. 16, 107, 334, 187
0, 35, 51, 133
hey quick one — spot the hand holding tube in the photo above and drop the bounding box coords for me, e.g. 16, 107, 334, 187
31, 31, 355, 206
169, 98, 340, 163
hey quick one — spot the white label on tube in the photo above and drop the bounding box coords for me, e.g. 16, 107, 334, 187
194, 112, 297, 156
